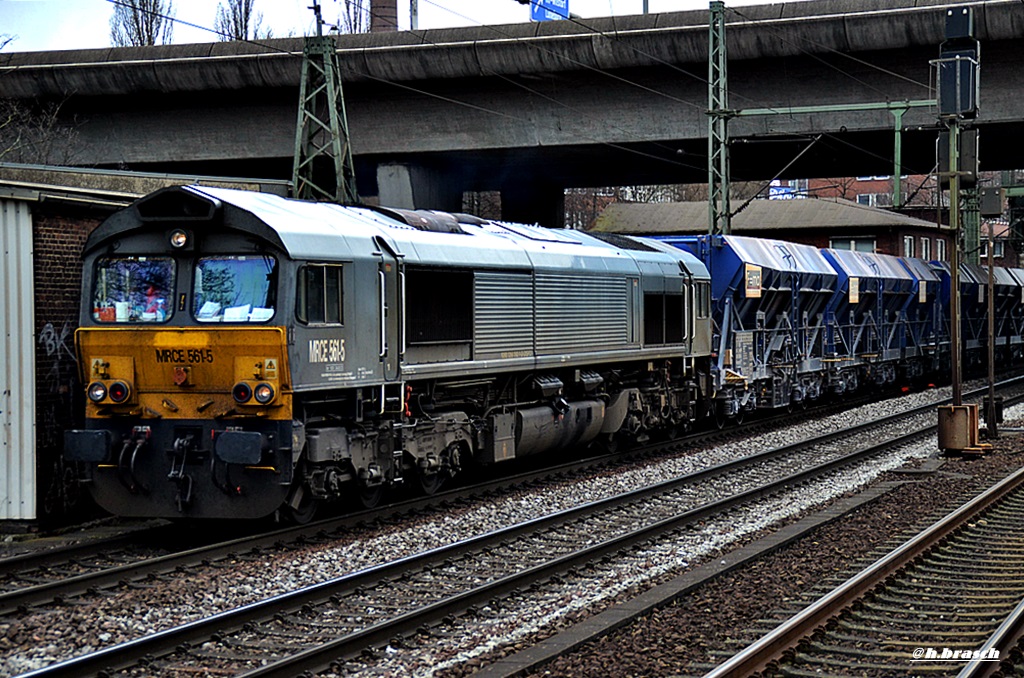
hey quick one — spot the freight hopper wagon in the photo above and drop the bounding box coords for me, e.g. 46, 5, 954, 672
934, 261, 1024, 369
657, 235, 945, 419
63, 186, 713, 520
821, 248, 937, 388
894, 255, 945, 377
655, 235, 838, 421
1006, 266, 1024, 358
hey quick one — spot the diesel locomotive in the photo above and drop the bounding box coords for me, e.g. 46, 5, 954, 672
64, 186, 714, 520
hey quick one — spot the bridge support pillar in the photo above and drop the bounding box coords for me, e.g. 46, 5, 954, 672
500, 182, 565, 228
376, 163, 463, 211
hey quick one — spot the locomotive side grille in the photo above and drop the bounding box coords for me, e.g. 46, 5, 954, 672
475, 272, 534, 358
535, 274, 629, 353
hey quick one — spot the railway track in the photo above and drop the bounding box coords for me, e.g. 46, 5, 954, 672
0, 384, 909, 617
703, 462, 1024, 677
18, 384, 981, 677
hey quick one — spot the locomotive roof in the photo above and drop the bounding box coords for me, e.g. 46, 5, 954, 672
91, 186, 709, 280
155, 184, 708, 278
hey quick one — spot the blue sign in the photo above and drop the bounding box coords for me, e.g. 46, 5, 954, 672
531, 0, 569, 21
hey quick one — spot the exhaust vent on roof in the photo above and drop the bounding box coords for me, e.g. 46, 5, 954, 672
134, 187, 221, 222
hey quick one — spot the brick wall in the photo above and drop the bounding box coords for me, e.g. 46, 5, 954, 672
32, 209, 104, 519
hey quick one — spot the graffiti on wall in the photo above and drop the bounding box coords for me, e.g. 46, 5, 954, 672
38, 320, 78, 440
38, 320, 82, 516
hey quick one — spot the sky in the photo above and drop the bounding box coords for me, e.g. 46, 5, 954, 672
0, 0, 748, 52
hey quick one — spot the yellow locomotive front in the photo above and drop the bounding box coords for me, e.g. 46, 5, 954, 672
65, 220, 300, 520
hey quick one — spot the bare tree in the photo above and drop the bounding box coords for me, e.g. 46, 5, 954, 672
0, 99, 81, 165
216, 0, 272, 41
337, 0, 370, 34
110, 0, 175, 47
1, 35, 81, 163
462, 191, 502, 221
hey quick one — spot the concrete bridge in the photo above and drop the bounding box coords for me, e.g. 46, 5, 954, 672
2, 0, 1022, 224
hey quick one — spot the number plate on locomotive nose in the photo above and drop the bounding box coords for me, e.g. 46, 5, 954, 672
155, 348, 215, 363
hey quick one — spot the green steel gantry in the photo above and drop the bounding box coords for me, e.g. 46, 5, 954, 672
292, 1, 360, 204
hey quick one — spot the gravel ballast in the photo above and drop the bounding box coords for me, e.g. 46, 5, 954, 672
520, 408, 1024, 678
0, 385, 1004, 676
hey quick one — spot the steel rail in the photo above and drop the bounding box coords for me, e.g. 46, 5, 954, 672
0, 454, 598, 616
12, 378, 1019, 675
0, 524, 170, 576
0, 378, 947, 616
236, 420, 950, 676
23, 396, 943, 678
957, 581, 1024, 677
18, 378, 1024, 675
704, 464, 1024, 678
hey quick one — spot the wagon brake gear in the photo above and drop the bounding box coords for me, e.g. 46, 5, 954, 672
116, 426, 151, 494
168, 432, 197, 511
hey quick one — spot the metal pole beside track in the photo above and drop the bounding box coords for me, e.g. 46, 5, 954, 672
987, 222, 998, 438
949, 122, 962, 407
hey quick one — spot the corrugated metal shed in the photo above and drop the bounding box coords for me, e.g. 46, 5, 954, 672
0, 199, 36, 520
590, 198, 941, 234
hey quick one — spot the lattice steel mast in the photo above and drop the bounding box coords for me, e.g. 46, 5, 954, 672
707, 1, 731, 236
292, 1, 359, 203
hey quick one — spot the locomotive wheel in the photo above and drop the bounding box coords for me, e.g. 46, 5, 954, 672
419, 472, 446, 495
284, 483, 318, 524
287, 496, 318, 524
357, 484, 384, 509
598, 433, 620, 453
734, 408, 745, 425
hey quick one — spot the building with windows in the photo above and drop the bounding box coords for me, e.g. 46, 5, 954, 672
980, 219, 1014, 267
590, 197, 948, 260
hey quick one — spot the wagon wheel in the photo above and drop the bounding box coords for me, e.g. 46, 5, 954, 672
714, 403, 729, 430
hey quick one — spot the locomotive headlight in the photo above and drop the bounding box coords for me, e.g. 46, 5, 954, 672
232, 382, 253, 403
108, 381, 131, 403
253, 382, 275, 404
169, 229, 190, 248
87, 382, 107, 403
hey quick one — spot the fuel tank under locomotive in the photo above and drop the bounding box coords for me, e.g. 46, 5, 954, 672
495, 400, 606, 459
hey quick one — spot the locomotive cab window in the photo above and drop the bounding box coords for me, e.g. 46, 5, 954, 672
193, 255, 277, 322
92, 256, 174, 323
297, 264, 344, 325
